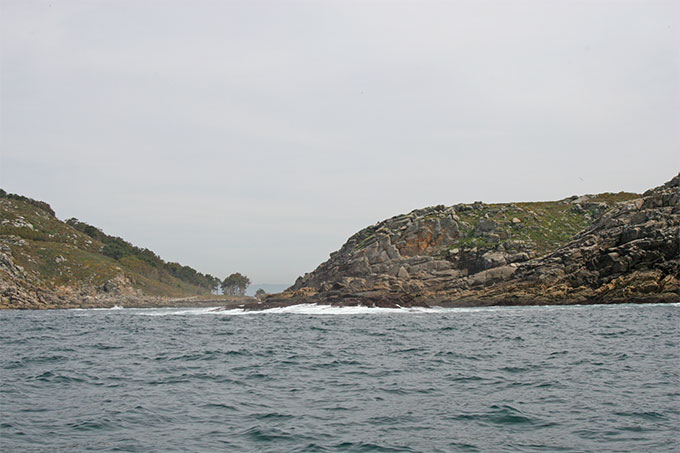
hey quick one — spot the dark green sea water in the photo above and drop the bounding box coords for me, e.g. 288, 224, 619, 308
1, 303, 678, 452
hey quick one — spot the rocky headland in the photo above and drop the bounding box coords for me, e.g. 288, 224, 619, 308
0, 191, 230, 309
258, 174, 679, 309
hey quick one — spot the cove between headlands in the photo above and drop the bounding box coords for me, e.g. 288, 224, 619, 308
1, 174, 679, 310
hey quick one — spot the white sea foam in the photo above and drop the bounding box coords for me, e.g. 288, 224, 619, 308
202, 304, 498, 316
78, 302, 680, 316
70, 305, 127, 311
132, 306, 224, 316
128, 304, 456, 316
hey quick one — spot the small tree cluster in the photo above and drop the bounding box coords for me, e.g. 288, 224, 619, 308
221, 273, 250, 296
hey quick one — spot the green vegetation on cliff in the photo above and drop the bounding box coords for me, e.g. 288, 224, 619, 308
65, 218, 220, 291
0, 190, 219, 303
449, 192, 639, 256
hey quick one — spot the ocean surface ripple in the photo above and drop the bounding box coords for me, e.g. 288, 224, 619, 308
1, 303, 678, 452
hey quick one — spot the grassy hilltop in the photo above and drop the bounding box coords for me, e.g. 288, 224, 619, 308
446, 192, 640, 256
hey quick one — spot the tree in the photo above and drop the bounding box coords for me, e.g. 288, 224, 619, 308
255, 288, 267, 300
101, 242, 129, 260
206, 274, 221, 294
221, 273, 250, 296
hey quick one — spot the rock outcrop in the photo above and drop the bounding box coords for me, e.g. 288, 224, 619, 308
270, 175, 679, 307
469, 174, 680, 305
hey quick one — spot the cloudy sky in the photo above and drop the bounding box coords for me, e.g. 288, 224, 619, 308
1, 0, 678, 285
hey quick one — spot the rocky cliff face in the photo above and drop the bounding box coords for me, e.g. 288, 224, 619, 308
278, 176, 678, 307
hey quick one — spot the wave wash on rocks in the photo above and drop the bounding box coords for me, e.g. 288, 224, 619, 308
270, 174, 679, 308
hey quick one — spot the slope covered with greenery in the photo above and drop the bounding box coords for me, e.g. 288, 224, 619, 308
0, 189, 219, 300
448, 192, 639, 256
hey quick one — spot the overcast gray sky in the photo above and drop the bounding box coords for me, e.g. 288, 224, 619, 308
1, 0, 678, 285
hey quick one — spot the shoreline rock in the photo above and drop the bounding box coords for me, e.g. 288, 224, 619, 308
258, 174, 679, 310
